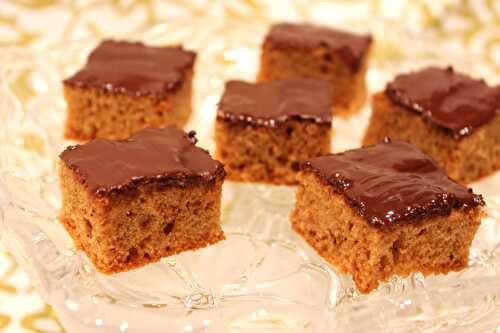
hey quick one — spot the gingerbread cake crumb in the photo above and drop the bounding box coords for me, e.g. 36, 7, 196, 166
291, 140, 484, 293
58, 126, 225, 273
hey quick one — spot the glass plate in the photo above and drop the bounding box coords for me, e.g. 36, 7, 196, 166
1, 19, 500, 333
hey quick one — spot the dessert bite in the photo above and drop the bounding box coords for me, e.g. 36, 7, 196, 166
258, 23, 372, 116
363, 66, 500, 184
58, 126, 225, 273
63, 40, 196, 141
291, 139, 484, 293
215, 78, 332, 185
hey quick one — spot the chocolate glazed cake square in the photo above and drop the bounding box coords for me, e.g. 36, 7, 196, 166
214, 78, 332, 185
363, 66, 500, 184
63, 40, 196, 141
291, 139, 484, 293
258, 23, 372, 116
58, 126, 225, 273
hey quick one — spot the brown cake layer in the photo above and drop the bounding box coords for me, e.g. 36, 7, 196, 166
62, 40, 196, 141
64, 40, 196, 99
215, 119, 330, 185
217, 78, 332, 126
291, 171, 483, 293
60, 126, 224, 195
293, 140, 484, 293
215, 78, 332, 184
303, 139, 484, 226
58, 126, 225, 273
385, 66, 500, 138
266, 23, 372, 72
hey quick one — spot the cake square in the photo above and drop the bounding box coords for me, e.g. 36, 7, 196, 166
63, 40, 196, 141
363, 66, 500, 184
291, 139, 484, 293
58, 126, 225, 273
258, 23, 372, 116
215, 78, 332, 185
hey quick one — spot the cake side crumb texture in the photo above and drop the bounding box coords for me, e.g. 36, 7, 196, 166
215, 119, 330, 184
62, 40, 196, 140
58, 126, 225, 273
59, 163, 225, 273
292, 140, 484, 293
291, 171, 483, 293
215, 78, 332, 184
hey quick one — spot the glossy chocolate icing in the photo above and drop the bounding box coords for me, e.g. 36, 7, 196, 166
266, 23, 372, 72
386, 67, 500, 139
60, 126, 224, 195
63, 40, 196, 99
217, 78, 332, 127
303, 139, 484, 227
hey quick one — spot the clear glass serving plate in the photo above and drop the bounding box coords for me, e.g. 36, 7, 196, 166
1, 19, 500, 332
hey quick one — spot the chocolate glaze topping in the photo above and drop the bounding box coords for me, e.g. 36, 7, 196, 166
59, 126, 224, 195
217, 79, 332, 127
386, 67, 500, 139
303, 139, 484, 227
63, 40, 196, 100
266, 23, 372, 72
